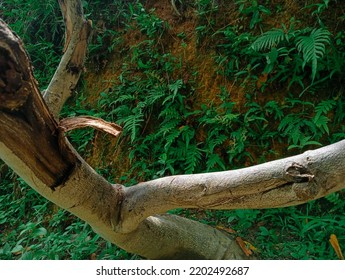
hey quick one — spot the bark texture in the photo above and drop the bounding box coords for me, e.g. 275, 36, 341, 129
0, 20, 76, 190
43, 0, 92, 119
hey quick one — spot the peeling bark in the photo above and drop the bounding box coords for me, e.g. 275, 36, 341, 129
0, 20, 76, 190
59, 116, 122, 137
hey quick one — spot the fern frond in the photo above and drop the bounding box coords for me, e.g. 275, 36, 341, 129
278, 114, 295, 132
251, 28, 289, 51
119, 111, 144, 143
157, 119, 181, 137
116, 94, 137, 103
146, 87, 166, 105
314, 115, 330, 134
185, 145, 203, 174
164, 128, 182, 150
296, 28, 331, 81
207, 134, 227, 152
206, 153, 226, 171
314, 99, 336, 116
158, 106, 180, 119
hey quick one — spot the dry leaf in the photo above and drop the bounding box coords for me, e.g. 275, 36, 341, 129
329, 234, 344, 260
59, 116, 122, 138
244, 241, 257, 252
216, 226, 237, 234
236, 236, 253, 257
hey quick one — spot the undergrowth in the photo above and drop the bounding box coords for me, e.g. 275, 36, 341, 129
1, 0, 345, 260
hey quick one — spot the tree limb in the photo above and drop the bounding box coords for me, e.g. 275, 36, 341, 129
0, 19, 76, 190
43, 0, 92, 119
118, 141, 345, 232
0, 4, 248, 260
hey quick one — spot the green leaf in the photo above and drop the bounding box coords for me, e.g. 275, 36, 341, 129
32, 227, 47, 238
11, 244, 24, 254
296, 28, 331, 81
264, 48, 279, 73
185, 145, 203, 174
206, 153, 226, 171
251, 28, 289, 51
313, 115, 330, 134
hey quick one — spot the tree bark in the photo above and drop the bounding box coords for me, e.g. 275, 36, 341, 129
43, 0, 92, 119
1, 0, 344, 260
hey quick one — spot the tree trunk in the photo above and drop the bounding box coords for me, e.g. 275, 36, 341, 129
1, 1, 344, 260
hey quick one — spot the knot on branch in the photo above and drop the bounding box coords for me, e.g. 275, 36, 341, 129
285, 162, 318, 200
285, 162, 314, 183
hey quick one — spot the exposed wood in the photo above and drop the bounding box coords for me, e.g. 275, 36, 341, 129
59, 116, 122, 137
0, 19, 77, 190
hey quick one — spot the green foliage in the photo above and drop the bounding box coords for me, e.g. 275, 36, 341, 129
129, 2, 168, 38
0, 169, 137, 260
236, 0, 271, 29
251, 28, 290, 51
255, 197, 345, 259
1, 0, 63, 88
296, 28, 331, 81
250, 25, 335, 87
194, 0, 219, 45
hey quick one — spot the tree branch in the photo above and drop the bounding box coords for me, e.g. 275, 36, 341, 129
0, 19, 77, 190
43, 0, 92, 119
117, 141, 345, 233
0, 12, 248, 260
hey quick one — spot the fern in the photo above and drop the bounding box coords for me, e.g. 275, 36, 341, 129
296, 28, 331, 81
116, 94, 137, 103
207, 134, 227, 152
118, 110, 144, 143
145, 89, 165, 106
185, 144, 203, 174
157, 119, 181, 137
251, 28, 289, 51
206, 153, 226, 171
314, 99, 336, 116
213, 113, 239, 127
159, 106, 181, 119
164, 128, 182, 150
314, 115, 330, 134
312, 100, 335, 135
